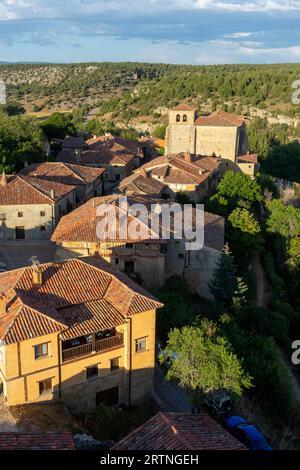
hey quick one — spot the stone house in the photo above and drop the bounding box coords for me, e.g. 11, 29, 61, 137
0, 257, 162, 412
0, 173, 77, 241
20, 162, 104, 206
51, 195, 225, 298
165, 105, 258, 177
129, 153, 238, 203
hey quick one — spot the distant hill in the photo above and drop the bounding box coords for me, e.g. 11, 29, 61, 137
1, 62, 300, 125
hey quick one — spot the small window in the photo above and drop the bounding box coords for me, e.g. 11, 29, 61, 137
86, 365, 98, 380
39, 378, 52, 395
18, 211, 23, 218
135, 337, 147, 353
176, 114, 180, 122
40, 225, 46, 232
115, 258, 119, 265
178, 253, 184, 259
40, 211, 45, 217
183, 114, 187, 122
110, 357, 120, 371
126, 243, 133, 248
34, 343, 49, 359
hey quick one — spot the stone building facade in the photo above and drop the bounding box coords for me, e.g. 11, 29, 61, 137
165, 105, 258, 177
52, 195, 225, 298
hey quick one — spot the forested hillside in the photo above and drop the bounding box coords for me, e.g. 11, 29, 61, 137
1, 63, 300, 120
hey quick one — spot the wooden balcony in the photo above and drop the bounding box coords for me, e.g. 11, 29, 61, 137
62, 332, 124, 363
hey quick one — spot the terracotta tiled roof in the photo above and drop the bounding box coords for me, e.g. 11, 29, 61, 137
0, 174, 75, 205
139, 154, 221, 185
112, 412, 246, 450
0, 433, 75, 450
195, 110, 245, 127
119, 172, 166, 196
173, 104, 195, 111
56, 148, 135, 166
0, 258, 163, 344
20, 162, 104, 186
62, 135, 86, 150
52, 195, 224, 251
237, 154, 258, 164
86, 135, 143, 157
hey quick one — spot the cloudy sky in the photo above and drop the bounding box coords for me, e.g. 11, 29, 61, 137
1, 0, 300, 64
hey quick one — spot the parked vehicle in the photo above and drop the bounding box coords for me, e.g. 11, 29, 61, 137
203, 391, 232, 416
224, 415, 272, 450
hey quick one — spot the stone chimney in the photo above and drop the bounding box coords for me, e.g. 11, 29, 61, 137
0, 293, 7, 315
30, 257, 42, 285
1, 171, 7, 187
75, 148, 81, 163
184, 151, 192, 164
50, 189, 55, 199
140, 168, 148, 178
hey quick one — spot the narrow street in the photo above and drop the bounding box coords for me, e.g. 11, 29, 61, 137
154, 365, 192, 412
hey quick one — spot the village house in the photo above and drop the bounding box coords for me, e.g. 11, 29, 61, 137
0, 257, 162, 412
57, 134, 155, 189
165, 105, 259, 177
51, 195, 225, 298
20, 162, 104, 206
118, 168, 167, 197
62, 135, 87, 152
127, 152, 238, 203
0, 172, 76, 241
112, 412, 246, 450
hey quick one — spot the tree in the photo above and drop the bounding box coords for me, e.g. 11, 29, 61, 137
208, 244, 238, 305
160, 321, 252, 396
228, 208, 263, 258
40, 112, 76, 140
0, 113, 44, 172
153, 124, 167, 140
266, 199, 300, 239
216, 171, 262, 209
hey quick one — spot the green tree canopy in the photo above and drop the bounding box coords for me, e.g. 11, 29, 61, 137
40, 112, 76, 140
217, 170, 262, 208
0, 113, 44, 173
266, 199, 300, 239
208, 244, 238, 305
228, 208, 263, 258
160, 321, 252, 396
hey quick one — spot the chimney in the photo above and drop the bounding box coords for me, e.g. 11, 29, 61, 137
184, 151, 192, 164
140, 168, 148, 178
30, 257, 42, 285
1, 171, 7, 187
75, 148, 81, 163
0, 293, 7, 315
50, 189, 55, 199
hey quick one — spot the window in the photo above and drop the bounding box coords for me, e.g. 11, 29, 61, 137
110, 357, 120, 371
86, 365, 98, 380
135, 337, 147, 353
115, 258, 119, 265
18, 211, 23, 218
40, 225, 46, 232
34, 342, 49, 359
178, 253, 184, 259
39, 378, 52, 395
183, 114, 187, 122
126, 243, 133, 248
176, 114, 180, 122
40, 211, 45, 217
160, 244, 167, 254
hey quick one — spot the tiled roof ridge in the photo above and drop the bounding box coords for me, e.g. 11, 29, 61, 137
61, 162, 86, 183
159, 412, 193, 449
15, 175, 54, 202
19, 294, 67, 329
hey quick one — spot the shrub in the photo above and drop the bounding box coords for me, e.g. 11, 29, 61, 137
262, 252, 287, 300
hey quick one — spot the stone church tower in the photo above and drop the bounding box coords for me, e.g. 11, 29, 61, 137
165, 105, 248, 164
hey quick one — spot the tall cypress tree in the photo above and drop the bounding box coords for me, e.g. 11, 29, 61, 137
208, 243, 238, 304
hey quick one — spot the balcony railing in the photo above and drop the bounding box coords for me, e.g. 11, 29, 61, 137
62, 333, 124, 362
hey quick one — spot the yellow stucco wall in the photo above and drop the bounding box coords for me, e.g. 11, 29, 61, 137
1, 309, 157, 410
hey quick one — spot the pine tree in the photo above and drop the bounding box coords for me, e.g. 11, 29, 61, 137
208, 243, 238, 304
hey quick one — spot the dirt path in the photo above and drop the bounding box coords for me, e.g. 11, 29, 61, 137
252, 252, 271, 308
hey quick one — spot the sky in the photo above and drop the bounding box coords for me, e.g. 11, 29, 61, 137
1, 1, 300, 64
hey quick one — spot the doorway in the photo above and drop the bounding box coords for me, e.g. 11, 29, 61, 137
15, 226, 25, 240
